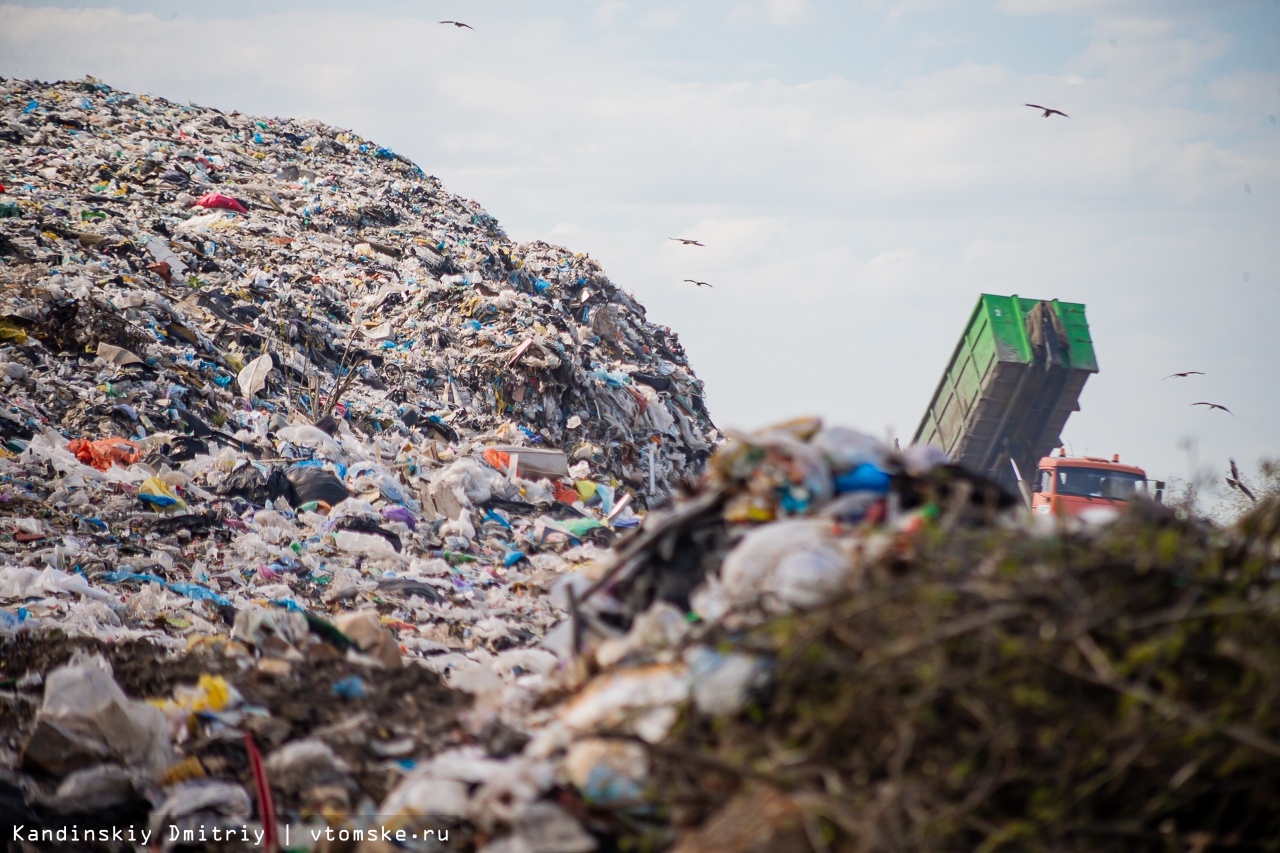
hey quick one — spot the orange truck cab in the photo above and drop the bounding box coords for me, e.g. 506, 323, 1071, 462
1030, 450, 1164, 517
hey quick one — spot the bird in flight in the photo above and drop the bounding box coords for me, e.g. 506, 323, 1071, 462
1164, 371, 1205, 379
1191, 401, 1233, 415
669, 237, 704, 246
683, 279, 713, 288
1227, 458, 1258, 503
1025, 104, 1069, 118
440, 20, 474, 29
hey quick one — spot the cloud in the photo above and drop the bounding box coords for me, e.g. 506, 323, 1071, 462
1206, 69, 1280, 126
996, 0, 1179, 16
1069, 16, 1234, 97
639, 7, 681, 29
731, 0, 815, 27
593, 0, 627, 28
913, 30, 970, 50
862, 0, 956, 25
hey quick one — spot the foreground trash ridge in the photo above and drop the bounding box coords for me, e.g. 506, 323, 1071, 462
529, 443, 1280, 852
640, 504, 1280, 851
2, 75, 1279, 853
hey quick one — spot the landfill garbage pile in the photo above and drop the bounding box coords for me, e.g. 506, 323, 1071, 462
0, 74, 716, 504
487, 419, 1280, 853
0, 74, 718, 847
4, 74, 1278, 853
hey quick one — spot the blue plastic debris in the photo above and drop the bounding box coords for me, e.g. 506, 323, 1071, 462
332, 676, 366, 699
484, 509, 512, 529
102, 571, 232, 606
833, 463, 891, 495
0, 608, 30, 631
137, 492, 180, 510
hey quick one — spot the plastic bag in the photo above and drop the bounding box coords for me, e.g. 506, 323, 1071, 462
684, 646, 771, 716
216, 463, 291, 505
232, 608, 310, 648
236, 352, 273, 398
564, 738, 648, 806
148, 780, 253, 845
66, 437, 142, 471
153, 674, 240, 718
194, 192, 248, 213
380, 774, 471, 819
24, 652, 174, 777
433, 457, 508, 506
833, 462, 891, 495
275, 424, 344, 457
334, 528, 400, 558
381, 504, 417, 529
1, 565, 113, 602
284, 465, 349, 508
263, 738, 350, 796
489, 801, 597, 853
138, 476, 186, 512
46, 765, 139, 814
559, 664, 690, 743
707, 519, 849, 615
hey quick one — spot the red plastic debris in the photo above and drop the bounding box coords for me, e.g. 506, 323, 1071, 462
194, 192, 248, 213
146, 261, 172, 283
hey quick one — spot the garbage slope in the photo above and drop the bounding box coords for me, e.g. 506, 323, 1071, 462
0, 75, 716, 498
0, 74, 716, 843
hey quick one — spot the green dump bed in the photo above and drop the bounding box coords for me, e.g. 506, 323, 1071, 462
912, 294, 1098, 491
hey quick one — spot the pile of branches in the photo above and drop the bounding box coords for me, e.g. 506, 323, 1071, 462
644, 498, 1280, 852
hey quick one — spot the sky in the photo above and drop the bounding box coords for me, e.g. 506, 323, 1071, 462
2, 0, 1278, 500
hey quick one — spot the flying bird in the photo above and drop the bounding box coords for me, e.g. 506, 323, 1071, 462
683, 279, 713, 288
1191, 402, 1233, 415
439, 20, 474, 29
1164, 371, 1205, 379
669, 237, 704, 246
1025, 104, 1069, 118
1227, 458, 1258, 503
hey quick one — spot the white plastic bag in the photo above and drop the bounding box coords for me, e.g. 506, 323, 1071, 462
236, 352, 273, 398
27, 652, 174, 777
706, 519, 848, 616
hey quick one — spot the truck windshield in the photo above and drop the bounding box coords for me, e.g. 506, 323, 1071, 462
1055, 468, 1147, 500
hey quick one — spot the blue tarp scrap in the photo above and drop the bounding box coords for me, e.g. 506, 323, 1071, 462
101, 570, 232, 606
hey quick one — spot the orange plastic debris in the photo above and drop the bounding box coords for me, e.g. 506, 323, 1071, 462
482, 448, 511, 472
67, 437, 142, 471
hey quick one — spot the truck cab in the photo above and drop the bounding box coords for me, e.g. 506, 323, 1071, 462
1031, 450, 1161, 517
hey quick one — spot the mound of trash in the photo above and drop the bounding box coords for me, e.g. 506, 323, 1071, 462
0, 74, 714, 845
512, 422, 1280, 852
0, 74, 715, 506
4, 76, 1279, 853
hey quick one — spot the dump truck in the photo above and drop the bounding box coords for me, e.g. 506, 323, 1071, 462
1030, 448, 1162, 517
913, 294, 1163, 515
